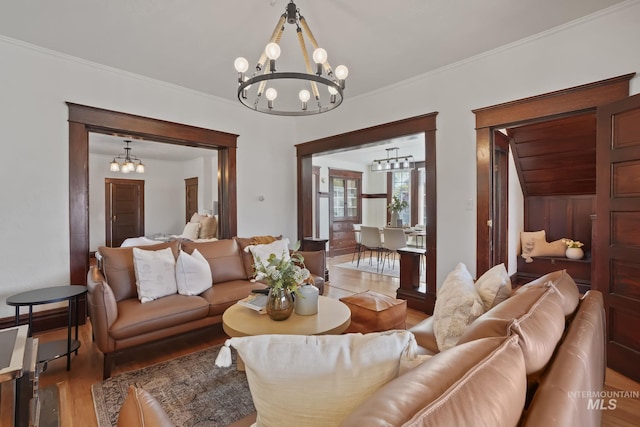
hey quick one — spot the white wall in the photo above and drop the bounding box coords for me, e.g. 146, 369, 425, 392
1, 2, 639, 318
294, 1, 640, 285
89, 153, 188, 250
0, 35, 295, 318
508, 151, 525, 275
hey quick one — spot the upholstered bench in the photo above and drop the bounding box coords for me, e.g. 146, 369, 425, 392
340, 291, 407, 333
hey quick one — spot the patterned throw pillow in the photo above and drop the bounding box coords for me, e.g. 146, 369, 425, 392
432, 263, 485, 351
132, 247, 178, 303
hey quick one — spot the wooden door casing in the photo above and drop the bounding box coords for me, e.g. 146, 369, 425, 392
105, 178, 144, 247
596, 93, 640, 382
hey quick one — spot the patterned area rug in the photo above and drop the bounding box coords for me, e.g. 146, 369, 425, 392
91, 345, 254, 427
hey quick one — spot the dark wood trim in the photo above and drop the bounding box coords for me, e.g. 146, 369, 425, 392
362, 193, 387, 199
312, 166, 321, 238
473, 74, 634, 276
296, 113, 438, 313
68, 102, 238, 299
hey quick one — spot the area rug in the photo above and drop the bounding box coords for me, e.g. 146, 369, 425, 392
334, 258, 426, 281
91, 345, 254, 427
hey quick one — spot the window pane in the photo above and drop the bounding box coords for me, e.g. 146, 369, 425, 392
392, 171, 411, 226
333, 178, 345, 218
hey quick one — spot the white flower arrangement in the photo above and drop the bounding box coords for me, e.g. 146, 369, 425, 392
253, 241, 311, 293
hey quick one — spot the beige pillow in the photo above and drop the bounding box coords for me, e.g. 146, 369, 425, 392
181, 222, 201, 240
198, 215, 218, 239
474, 263, 512, 311
132, 247, 178, 303
222, 331, 417, 427
432, 263, 485, 351
520, 230, 567, 262
175, 249, 212, 296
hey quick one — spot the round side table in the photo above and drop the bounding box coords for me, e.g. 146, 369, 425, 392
6, 285, 87, 371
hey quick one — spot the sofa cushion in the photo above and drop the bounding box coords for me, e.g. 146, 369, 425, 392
515, 269, 579, 317
225, 331, 416, 427
181, 239, 246, 283
99, 241, 180, 302
234, 235, 279, 278
339, 335, 527, 427
175, 249, 212, 296
408, 316, 439, 355
199, 280, 267, 316
110, 294, 209, 340
133, 247, 178, 303
474, 263, 512, 311
117, 385, 174, 427
458, 281, 565, 376
432, 263, 485, 351
521, 291, 606, 427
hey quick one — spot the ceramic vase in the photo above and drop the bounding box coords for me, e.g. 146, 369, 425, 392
294, 284, 319, 316
391, 211, 400, 227
566, 247, 584, 260
266, 287, 294, 321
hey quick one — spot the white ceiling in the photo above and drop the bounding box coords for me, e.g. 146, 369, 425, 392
0, 0, 624, 103
2, 1, 625, 164
89, 134, 216, 162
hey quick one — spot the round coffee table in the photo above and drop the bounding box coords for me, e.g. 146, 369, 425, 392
223, 295, 351, 337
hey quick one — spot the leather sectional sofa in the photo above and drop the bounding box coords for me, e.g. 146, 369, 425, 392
117, 269, 606, 427
87, 237, 326, 379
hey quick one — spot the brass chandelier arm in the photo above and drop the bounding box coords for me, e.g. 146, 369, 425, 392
296, 29, 320, 100
256, 14, 287, 72
299, 16, 333, 76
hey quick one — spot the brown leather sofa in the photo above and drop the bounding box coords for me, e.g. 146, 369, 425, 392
87, 237, 326, 379
117, 270, 606, 427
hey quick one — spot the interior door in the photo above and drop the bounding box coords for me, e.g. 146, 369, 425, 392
595, 93, 640, 382
185, 177, 198, 222
492, 130, 509, 267
105, 178, 145, 247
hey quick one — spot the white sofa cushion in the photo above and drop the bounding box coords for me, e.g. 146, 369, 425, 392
475, 263, 512, 311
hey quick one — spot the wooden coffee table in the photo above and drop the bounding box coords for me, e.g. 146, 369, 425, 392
223, 295, 351, 338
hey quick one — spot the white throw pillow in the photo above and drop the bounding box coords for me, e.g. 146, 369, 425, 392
132, 247, 178, 303
432, 263, 485, 351
474, 263, 512, 311
175, 249, 212, 296
247, 238, 290, 269
224, 331, 416, 427
180, 222, 201, 240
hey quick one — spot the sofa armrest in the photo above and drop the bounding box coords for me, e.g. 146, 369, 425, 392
297, 250, 326, 294
87, 266, 119, 353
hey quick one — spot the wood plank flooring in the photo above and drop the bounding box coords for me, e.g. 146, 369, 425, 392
3, 253, 637, 426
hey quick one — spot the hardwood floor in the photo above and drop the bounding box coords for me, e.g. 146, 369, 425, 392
4, 253, 638, 426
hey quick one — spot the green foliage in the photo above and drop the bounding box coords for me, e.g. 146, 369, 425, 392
388, 195, 409, 213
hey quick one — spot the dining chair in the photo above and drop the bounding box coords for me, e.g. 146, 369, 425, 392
381, 227, 408, 272
351, 224, 363, 264
359, 226, 385, 271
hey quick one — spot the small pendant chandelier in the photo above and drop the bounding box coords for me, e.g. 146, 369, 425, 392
370, 148, 415, 172
109, 140, 145, 174
234, 0, 348, 116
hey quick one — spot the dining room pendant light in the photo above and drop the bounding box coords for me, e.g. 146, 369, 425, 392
234, 0, 348, 116
370, 147, 415, 172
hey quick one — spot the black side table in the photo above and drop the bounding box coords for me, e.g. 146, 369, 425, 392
6, 285, 87, 371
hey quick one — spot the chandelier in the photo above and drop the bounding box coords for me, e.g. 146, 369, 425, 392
109, 140, 145, 174
234, 0, 348, 116
370, 148, 415, 172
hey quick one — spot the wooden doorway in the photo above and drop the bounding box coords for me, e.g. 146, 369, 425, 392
105, 178, 144, 247
68, 103, 239, 286
185, 177, 198, 222
596, 93, 640, 382
296, 113, 438, 313
473, 74, 634, 277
